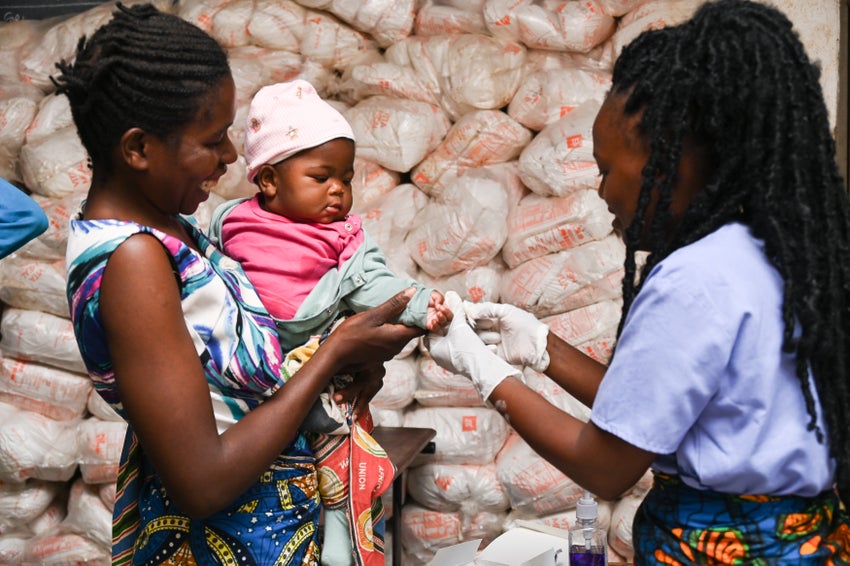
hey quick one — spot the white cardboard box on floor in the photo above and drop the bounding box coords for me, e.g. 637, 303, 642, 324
427, 525, 570, 566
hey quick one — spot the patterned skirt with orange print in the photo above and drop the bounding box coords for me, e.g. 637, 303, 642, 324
633, 473, 850, 565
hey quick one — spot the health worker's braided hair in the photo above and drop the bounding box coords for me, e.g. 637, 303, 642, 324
51, 3, 231, 176
610, 0, 850, 502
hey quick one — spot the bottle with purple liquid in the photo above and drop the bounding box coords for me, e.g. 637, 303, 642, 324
568, 491, 608, 566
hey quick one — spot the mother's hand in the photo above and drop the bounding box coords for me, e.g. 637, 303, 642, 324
323, 288, 425, 374
334, 364, 387, 421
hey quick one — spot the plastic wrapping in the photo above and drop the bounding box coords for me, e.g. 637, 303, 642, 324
0, 357, 90, 421
0, 308, 86, 374
502, 189, 614, 268
518, 101, 603, 196
77, 418, 127, 485
509, 68, 611, 132
370, 356, 418, 410
294, 0, 415, 47
408, 462, 510, 514
19, 126, 91, 198
406, 174, 511, 278
499, 234, 625, 318
0, 404, 79, 483
412, 110, 531, 195
496, 433, 585, 515
346, 96, 450, 173
0, 83, 42, 183
414, 354, 485, 408
0, 256, 68, 317
403, 406, 509, 465
483, 0, 615, 53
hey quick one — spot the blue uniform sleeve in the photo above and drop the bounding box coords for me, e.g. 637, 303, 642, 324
0, 179, 49, 259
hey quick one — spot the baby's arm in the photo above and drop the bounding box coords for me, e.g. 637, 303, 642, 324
426, 290, 453, 332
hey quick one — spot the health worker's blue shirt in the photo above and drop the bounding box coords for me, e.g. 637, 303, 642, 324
591, 222, 834, 497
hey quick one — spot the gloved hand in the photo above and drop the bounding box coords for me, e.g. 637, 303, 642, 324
462, 301, 551, 373
426, 291, 521, 400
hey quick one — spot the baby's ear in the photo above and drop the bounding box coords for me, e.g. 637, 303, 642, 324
256, 165, 278, 196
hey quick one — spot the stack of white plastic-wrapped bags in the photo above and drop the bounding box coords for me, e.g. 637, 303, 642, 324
0, 0, 708, 563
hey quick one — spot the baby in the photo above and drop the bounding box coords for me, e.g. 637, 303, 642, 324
209, 80, 450, 566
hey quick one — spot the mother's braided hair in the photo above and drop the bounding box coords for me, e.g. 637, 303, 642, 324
51, 3, 231, 176
611, 0, 850, 502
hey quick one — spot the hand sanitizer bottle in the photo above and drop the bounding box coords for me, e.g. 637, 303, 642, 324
568, 491, 608, 566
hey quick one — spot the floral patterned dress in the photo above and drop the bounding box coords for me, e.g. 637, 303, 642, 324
66, 216, 320, 566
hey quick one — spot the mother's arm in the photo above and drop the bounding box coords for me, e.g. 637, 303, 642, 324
100, 234, 421, 518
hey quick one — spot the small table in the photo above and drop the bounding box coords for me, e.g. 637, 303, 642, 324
372, 426, 437, 566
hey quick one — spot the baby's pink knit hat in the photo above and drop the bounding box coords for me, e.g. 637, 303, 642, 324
244, 80, 355, 183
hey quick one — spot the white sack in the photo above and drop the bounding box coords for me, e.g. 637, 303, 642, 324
0, 479, 61, 533
24, 93, 73, 146
19, 126, 91, 198
384, 35, 526, 120
22, 532, 108, 566
414, 1, 487, 37
0, 357, 90, 421
499, 234, 625, 318
342, 61, 442, 106
611, 0, 704, 56
609, 492, 646, 561
78, 418, 127, 485
508, 67, 611, 132
86, 390, 122, 423
496, 433, 584, 515
518, 100, 602, 196
0, 83, 41, 182
370, 356, 417, 411
502, 499, 613, 534
400, 504, 505, 565
346, 96, 450, 173
483, 0, 615, 53
403, 406, 509, 465
359, 183, 430, 278
351, 157, 401, 212
28, 501, 65, 536
521, 368, 592, 423
177, 0, 231, 33
417, 261, 505, 305
542, 298, 622, 350
294, 0, 415, 48
211, 0, 255, 48
597, 0, 644, 17
405, 174, 511, 278
61, 479, 111, 549
414, 354, 485, 408
502, 190, 614, 268
407, 462, 510, 515
411, 110, 530, 195
0, 308, 86, 374
247, 0, 305, 52
299, 10, 382, 70
0, 535, 27, 563
370, 407, 405, 428
0, 256, 68, 317
18, 193, 85, 261
0, 405, 79, 483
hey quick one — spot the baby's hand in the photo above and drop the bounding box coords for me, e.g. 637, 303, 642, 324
425, 290, 453, 332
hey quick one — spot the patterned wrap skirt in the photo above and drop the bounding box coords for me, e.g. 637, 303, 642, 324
634, 473, 850, 565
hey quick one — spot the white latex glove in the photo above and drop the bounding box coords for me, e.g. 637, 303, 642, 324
462, 301, 551, 373
426, 291, 521, 400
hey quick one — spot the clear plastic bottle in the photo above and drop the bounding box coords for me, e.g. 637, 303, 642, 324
568, 491, 608, 566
